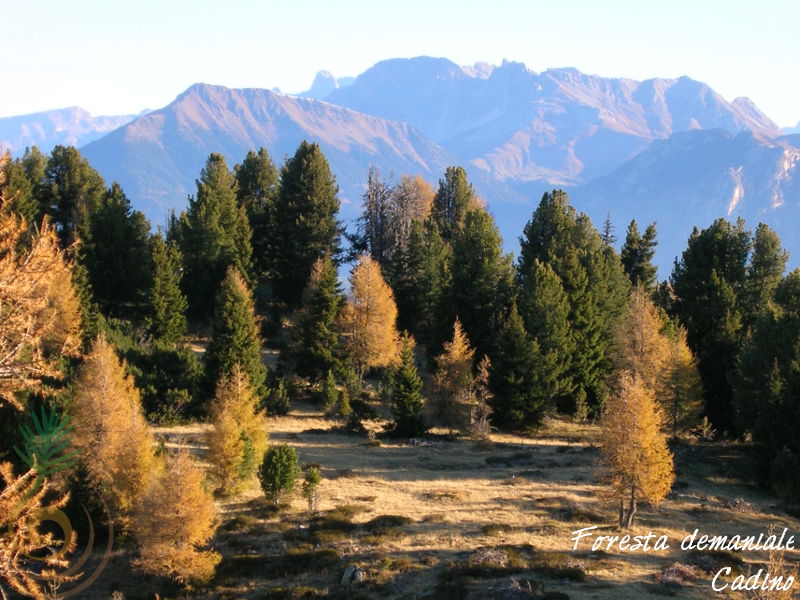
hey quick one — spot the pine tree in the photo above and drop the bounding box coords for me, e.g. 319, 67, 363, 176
393, 219, 451, 346
447, 208, 515, 358
40, 145, 105, 247
518, 190, 628, 414
743, 223, 787, 328
259, 444, 300, 506
147, 234, 188, 346
432, 319, 475, 432
235, 148, 279, 282
0, 157, 39, 224
599, 372, 674, 528
207, 366, 268, 495
601, 213, 616, 247
489, 305, 548, 429
204, 267, 267, 402
353, 166, 393, 263
517, 258, 574, 407
293, 255, 344, 381
83, 182, 152, 314
271, 141, 342, 308
670, 218, 751, 433
470, 356, 494, 439
175, 153, 253, 320
70, 335, 157, 525
431, 166, 477, 241
133, 451, 220, 585
339, 254, 400, 378
620, 220, 658, 290
387, 335, 426, 437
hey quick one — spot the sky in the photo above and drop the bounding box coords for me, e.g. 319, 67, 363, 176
5, 0, 799, 127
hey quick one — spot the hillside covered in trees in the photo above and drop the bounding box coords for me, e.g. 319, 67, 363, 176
1, 142, 799, 599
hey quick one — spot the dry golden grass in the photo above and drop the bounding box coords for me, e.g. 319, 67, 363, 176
84, 402, 800, 600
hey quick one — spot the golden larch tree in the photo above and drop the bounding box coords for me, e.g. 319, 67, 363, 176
339, 254, 400, 377
432, 318, 476, 433
664, 325, 703, 436
613, 286, 670, 394
69, 335, 157, 525
207, 365, 268, 495
599, 372, 675, 527
133, 451, 220, 586
0, 153, 81, 407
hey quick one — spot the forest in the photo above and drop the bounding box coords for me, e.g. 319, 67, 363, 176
1, 141, 799, 600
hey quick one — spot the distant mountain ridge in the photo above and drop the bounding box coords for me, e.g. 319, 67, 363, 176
81, 82, 524, 226
7, 56, 798, 275
0, 106, 141, 155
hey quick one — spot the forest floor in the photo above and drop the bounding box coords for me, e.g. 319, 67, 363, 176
88, 402, 800, 600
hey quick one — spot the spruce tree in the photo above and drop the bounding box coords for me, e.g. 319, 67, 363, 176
204, 267, 267, 402
40, 145, 105, 247
387, 335, 426, 437
489, 305, 547, 429
83, 182, 152, 314
517, 258, 574, 407
620, 220, 658, 290
176, 153, 253, 320
293, 255, 344, 381
271, 141, 342, 308
235, 148, 279, 282
393, 219, 451, 346
601, 213, 616, 247
518, 190, 628, 414
431, 166, 476, 242
670, 218, 751, 433
447, 208, 515, 359
148, 234, 188, 346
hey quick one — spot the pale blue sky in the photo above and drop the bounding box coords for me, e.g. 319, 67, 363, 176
5, 0, 799, 126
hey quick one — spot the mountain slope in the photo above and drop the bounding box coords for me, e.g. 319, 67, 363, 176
324, 57, 781, 186
571, 129, 800, 274
0, 107, 139, 155
81, 83, 522, 227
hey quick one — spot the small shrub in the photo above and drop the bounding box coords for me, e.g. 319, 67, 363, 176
365, 515, 413, 531
302, 466, 323, 512
259, 444, 300, 506
266, 378, 292, 415
322, 369, 338, 416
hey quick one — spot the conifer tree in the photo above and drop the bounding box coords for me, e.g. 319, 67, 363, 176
431, 166, 477, 241
663, 325, 703, 437
293, 255, 344, 381
670, 218, 750, 433
175, 153, 253, 319
620, 220, 658, 291
470, 355, 494, 439
235, 148, 279, 281
133, 451, 220, 585
83, 182, 152, 314
204, 267, 267, 401
393, 219, 451, 345
339, 254, 400, 378
743, 222, 787, 327
207, 366, 268, 495
447, 208, 515, 358
518, 190, 628, 414
259, 444, 300, 506
387, 335, 426, 437
40, 145, 105, 246
601, 213, 616, 247
70, 335, 157, 524
0, 174, 82, 405
518, 258, 574, 407
489, 305, 548, 429
147, 234, 188, 346
271, 141, 342, 308
432, 319, 475, 432
599, 372, 674, 528
0, 157, 39, 224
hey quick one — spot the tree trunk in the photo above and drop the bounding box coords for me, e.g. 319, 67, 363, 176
625, 486, 637, 528
618, 499, 625, 527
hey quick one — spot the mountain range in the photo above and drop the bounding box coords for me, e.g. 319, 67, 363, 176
3, 57, 799, 275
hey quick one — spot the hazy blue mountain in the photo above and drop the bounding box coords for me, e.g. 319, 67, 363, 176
571, 130, 800, 275
325, 57, 781, 187
81, 83, 524, 228
297, 70, 355, 100
0, 107, 140, 155
784, 120, 800, 135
